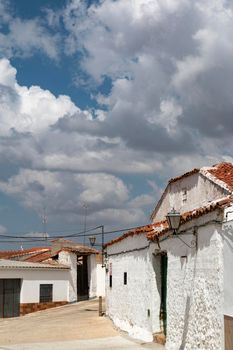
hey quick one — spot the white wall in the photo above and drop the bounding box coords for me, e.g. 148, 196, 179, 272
223, 205, 233, 317
0, 268, 69, 303
96, 264, 105, 297
58, 251, 77, 302
158, 212, 224, 350
88, 254, 97, 298
106, 211, 225, 349
106, 234, 160, 342
87, 255, 106, 298
153, 173, 228, 222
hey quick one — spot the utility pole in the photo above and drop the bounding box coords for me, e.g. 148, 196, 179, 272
83, 204, 89, 245
101, 225, 105, 267
42, 206, 48, 240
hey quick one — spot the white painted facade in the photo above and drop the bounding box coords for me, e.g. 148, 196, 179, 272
58, 250, 77, 302
0, 268, 69, 303
88, 254, 97, 298
106, 234, 159, 342
223, 206, 233, 317
158, 212, 224, 350
106, 209, 229, 349
88, 254, 106, 298
152, 173, 229, 222
96, 264, 105, 297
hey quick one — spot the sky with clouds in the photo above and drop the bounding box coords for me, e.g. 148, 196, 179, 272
0, 0, 233, 247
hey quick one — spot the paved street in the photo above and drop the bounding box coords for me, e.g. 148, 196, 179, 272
0, 299, 164, 350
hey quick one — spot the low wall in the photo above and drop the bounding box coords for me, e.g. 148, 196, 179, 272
20, 301, 68, 315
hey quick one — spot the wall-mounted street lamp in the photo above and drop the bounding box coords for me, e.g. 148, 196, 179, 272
88, 225, 106, 267
166, 208, 197, 249
166, 208, 181, 234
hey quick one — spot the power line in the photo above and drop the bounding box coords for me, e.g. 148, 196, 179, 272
0, 223, 149, 242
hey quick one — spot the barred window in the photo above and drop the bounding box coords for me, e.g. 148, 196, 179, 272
40, 284, 53, 303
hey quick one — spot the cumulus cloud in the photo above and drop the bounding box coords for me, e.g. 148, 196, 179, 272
0, 0, 59, 59
1, 0, 233, 231
60, 0, 233, 159
0, 169, 147, 226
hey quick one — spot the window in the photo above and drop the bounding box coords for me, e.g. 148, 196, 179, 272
182, 188, 187, 204
109, 275, 112, 288
124, 272, 127, 285
40, 284, 53, 303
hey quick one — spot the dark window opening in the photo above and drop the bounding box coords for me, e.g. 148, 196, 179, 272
109, 275, 112, 288
40, 284, 53, 303
124, 272, 127, 285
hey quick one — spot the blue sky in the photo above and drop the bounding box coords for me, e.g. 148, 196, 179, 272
0, 0, 233, 248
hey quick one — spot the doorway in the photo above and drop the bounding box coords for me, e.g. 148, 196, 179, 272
77, 255, 89, 301
160, 252, 168, 336
0, 279, 21, 318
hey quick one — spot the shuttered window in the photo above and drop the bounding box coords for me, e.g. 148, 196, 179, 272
40, 284, 53, 303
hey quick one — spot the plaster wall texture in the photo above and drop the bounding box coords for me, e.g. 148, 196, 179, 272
88, 254, 97, 298
153, 173, 228, 222
223, 206, 233, 317
106, 234, 160, 342
158, 213, 224, 350
58, 251, 77, 302
0, 269, 69, 303
96, 264, 106, 297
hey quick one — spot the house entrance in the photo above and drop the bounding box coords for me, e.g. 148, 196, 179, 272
160, 252, 168, 336
0, 279, 21, 318
77, 255, 89, 301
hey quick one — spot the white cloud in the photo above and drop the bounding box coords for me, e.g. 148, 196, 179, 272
0, 1, 59, 59
2, 0, 233, 230
0, 169, 147, 227
0, 58, 78, 135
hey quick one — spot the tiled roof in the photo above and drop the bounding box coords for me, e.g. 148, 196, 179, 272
25, 250, 56, 263
0, 247, 49, 259
147, 196, 233, 241
202, 162, 233, 192
104, 220, 167, 247
61, 246, 99, 254
0, 259, 70, 269
105, 196, 233, 247
150, 162, 233, 220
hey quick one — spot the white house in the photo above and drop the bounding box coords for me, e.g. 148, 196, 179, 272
105, 162, 233, 350
0, 239, 105, 317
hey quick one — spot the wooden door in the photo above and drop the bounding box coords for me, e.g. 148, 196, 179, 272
77, 256, 89, 301
0, 279, 21, 317
160, 253, 168, 336
225, 315, 233, 350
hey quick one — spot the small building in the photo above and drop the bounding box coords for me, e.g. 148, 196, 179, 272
105, 162, 233, 349
0, 239, 105, 317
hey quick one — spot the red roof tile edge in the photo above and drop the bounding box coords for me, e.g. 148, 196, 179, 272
150, 162, 233, 221
104, 221, 167, 248
105, 196, 233, 247
148, 196, 233, 240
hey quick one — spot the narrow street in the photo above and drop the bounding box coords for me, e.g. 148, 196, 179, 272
0, 299, 164, 350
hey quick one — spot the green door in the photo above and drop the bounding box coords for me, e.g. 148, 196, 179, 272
161, 253, 168, 336
0, 279, 21, 318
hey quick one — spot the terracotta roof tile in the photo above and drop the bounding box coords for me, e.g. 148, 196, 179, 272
25, 250, 56, 262
106, 196, 233, 247
0, 247, 49, 259
147, 196, 233, 241
104, 220, 167, 248
205, 162, 233, 192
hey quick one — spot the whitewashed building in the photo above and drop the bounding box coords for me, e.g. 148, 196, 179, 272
0, 239, 105, 317
105, 162, 233, 350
